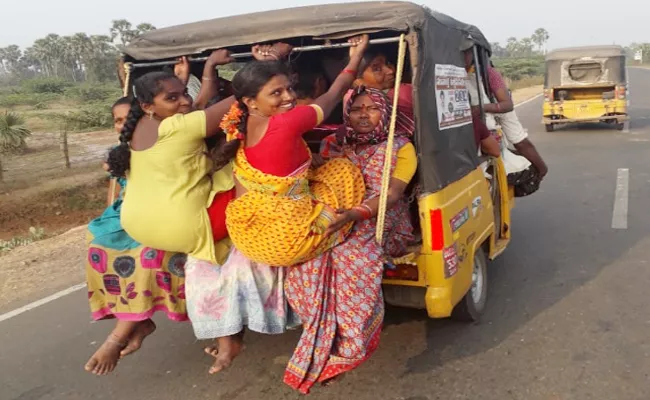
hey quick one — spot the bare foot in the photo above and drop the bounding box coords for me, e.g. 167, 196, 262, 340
120, 319, 157, 358
84, 334, 127, 376
207, 334, 244, 375
204, 344, 219, 358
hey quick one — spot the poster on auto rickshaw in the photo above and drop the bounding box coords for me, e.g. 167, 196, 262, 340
435, 64, 472, 130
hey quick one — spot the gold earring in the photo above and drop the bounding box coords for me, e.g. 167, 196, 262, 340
148, 111, 153, 120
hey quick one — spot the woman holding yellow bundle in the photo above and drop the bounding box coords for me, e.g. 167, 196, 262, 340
214, 35, 370, 267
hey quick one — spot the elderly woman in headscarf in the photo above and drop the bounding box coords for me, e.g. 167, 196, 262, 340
283, 87, 417, 394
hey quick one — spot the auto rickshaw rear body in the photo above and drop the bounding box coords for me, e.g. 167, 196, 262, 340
120, 1, 515, 321
542, 45, 628, 132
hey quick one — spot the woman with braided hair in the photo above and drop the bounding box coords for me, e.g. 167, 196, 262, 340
84, 49, 238, 376
84, 97, 190, 375
109, 49, 237, 264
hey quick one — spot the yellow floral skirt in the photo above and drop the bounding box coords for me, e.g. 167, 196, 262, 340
226, 158, 365, 266
86, 231, 188, 322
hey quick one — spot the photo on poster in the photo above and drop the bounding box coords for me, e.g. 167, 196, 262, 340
435, 64, 472, 130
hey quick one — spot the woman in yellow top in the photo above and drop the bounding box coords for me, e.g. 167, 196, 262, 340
214, 35, 370, 267
107, 50, 236, 265
284, 87, 417, 393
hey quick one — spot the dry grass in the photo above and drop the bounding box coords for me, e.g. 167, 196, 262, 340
1, 100, 81, 133
511, 85, 543, 104
509, 75, 545, 91
0, 129, 115, 188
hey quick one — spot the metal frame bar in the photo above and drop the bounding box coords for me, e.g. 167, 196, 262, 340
127, 37, 401, 70
471, 41, 485, 122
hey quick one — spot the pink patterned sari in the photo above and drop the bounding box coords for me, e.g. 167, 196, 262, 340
283, 134, 414, 394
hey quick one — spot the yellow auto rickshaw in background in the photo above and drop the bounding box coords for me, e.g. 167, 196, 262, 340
118, 1, 514, 321
543, 45, 628, 132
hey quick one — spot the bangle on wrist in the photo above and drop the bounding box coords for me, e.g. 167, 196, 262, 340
352, 204, 373, 220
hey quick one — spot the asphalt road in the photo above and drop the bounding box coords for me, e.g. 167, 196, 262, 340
3, 68, 650, 400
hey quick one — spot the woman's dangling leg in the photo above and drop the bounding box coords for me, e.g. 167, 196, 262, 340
120, 318, 157, 357
84, 320, 137, 375
206, 331, 245, 374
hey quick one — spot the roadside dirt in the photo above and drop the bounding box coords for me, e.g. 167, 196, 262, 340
511, 85, 542, 104
0, 227, 86, 308
0, 175, 107, 240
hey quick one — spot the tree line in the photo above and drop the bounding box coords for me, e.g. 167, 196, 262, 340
491, 28, 550, 58
0, 20, 155, 84
627, 43, 650, 62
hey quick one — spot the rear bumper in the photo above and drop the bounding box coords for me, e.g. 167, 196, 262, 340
542, 114, 629, 124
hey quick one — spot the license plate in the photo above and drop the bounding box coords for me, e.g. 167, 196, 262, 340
577, 104, 588, 115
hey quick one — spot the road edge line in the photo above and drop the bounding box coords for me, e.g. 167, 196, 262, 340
514, 93, 543, 108
0, 283, 86, 323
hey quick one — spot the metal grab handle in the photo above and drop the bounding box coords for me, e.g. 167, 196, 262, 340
128, 36, 401, 70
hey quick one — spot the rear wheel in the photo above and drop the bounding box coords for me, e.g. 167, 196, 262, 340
616, 122, 625, 131
545, 124, 555, 132
452, 247, 488, 322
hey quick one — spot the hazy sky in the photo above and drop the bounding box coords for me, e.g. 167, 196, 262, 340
1, 0, 645, 50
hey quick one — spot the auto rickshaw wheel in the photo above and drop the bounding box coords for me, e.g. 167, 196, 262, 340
545, 124, 555, 132
452, 247, 488, 322
616, 122, 625, 131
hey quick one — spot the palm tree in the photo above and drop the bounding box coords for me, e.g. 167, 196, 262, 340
32, 34, 64, 77
520, 38, 534, 57
21, 46, 42, 76
135, 23, 156, 35
110, 19, 135, 46
0, 45, 22, 76
111, 20, 156, 47
506, 37, 519, 57
532, 28, 550, 54
61, 36, 80, 81
0, 112, 32, 154
68, 33, 94, 81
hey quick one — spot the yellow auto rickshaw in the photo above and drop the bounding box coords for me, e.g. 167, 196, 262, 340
117, 1, 513, 321
543, 45, 629, 132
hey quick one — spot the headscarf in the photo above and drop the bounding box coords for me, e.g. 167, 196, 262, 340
340, 86, 415, 145
342, 86, 393, 145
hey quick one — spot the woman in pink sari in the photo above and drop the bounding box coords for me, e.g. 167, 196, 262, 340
284, 87, 417, 393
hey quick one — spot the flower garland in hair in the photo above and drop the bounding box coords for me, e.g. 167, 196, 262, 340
220, 102, 245, 142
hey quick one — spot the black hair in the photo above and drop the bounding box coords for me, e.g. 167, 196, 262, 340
292, 57, 328, 99
358, 45, 396, 76
211, 60, 293, 170
112, 96, 132, 112
107, 71, 178, 177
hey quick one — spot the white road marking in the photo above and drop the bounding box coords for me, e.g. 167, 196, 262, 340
514, 93, 543, 108
0, 91, 547, 323
0, 283, 86, 323
612, 168, 630, 229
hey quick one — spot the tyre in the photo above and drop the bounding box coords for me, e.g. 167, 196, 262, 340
452, 247, 488, 322
616, 122, 625, 131
545, 124, 554, 132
